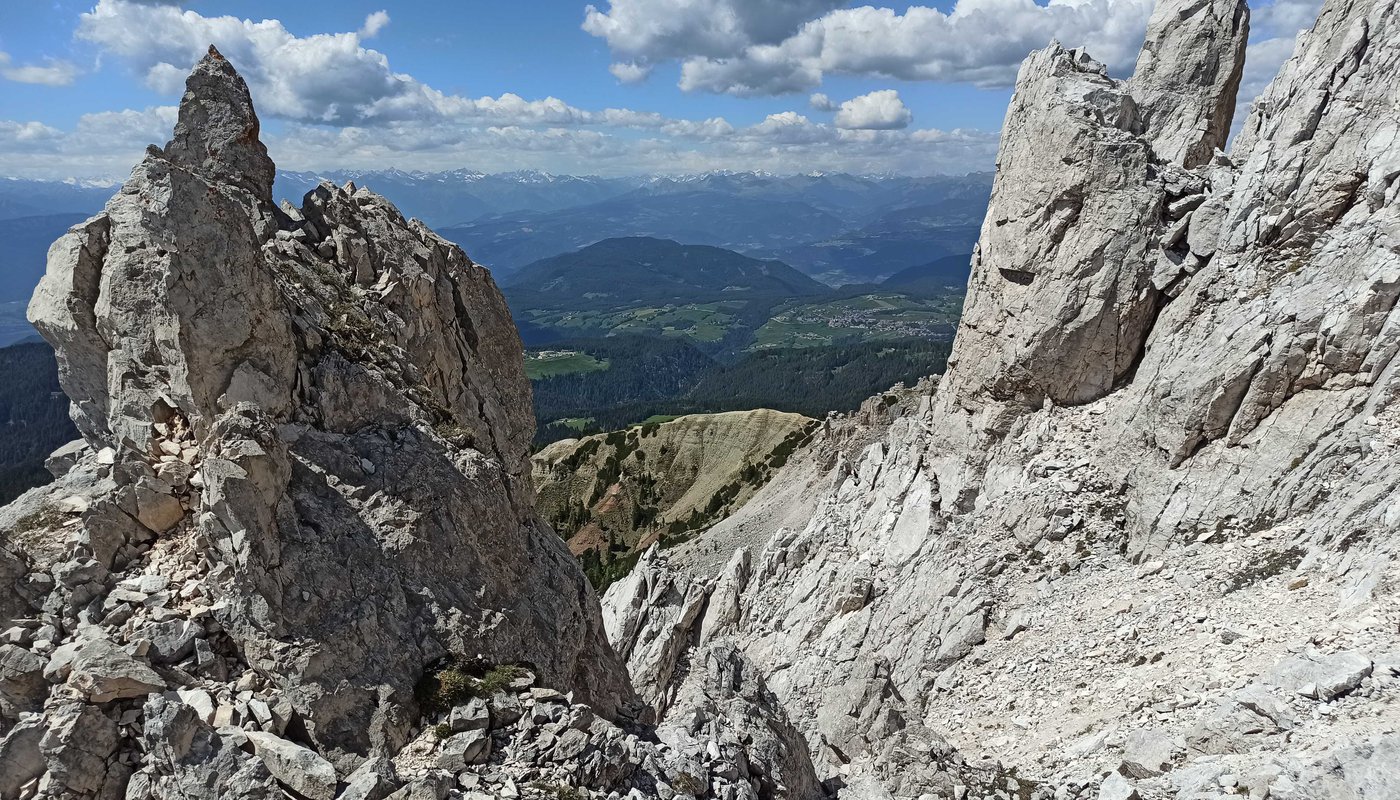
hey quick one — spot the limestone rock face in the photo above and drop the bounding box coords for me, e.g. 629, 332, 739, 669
1129, 0, 1249, 168
941, 0, 1250, 419
603, 0, 1400, 797
3, 46, 634, 798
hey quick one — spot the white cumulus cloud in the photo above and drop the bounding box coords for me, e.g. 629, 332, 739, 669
833, 90, 912, 130
0, 52, 82, 86
1236, 0, 1324, 110
609, 62, 651, 83
73, 0, 729, 134
582, 0, 845, 66
3, 0, 1010, 180
586, 0, 1157, 95
359, 11, 391, 39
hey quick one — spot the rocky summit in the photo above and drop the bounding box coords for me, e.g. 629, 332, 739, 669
1, 0, 1399, 795
0, 46, 815, 800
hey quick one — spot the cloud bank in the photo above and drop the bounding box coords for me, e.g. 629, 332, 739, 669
585, 0, 1159, 95
0, 0, 1330, 180
0, 0, 997, 179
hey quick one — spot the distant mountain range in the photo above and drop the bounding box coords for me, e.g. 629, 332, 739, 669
274, 168, 640, 227
0, 214, 90, 301
0, 170, 990, 346
503, 237, 828, 352
505, 237, 827, 304
272, 168, 992, 284
0, 178, 112, 221
441, 192, 850, 276
881, 254, 976, 295
502, 235, 964, 358
0, 214, 94, 346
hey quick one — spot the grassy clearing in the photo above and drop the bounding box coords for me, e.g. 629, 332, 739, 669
524, 350, 610, 379
751, 292, 961, 349
525, 302, 742, 344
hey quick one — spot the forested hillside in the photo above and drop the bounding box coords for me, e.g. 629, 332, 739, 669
531, 336, 952, 445
0, 342, 75, 504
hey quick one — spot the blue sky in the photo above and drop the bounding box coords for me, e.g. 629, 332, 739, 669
0, 0, 1321, 179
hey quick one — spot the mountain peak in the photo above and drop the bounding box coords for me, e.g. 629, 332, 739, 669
160, 45, 275, 202
20, 48, 643, 795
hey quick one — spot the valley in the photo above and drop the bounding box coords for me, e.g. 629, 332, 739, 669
750, 291, 962, 349
0, 172, 976, 481
526, 335, 952, 445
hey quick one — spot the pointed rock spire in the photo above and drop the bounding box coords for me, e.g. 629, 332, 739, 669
161, 45, 276, 202
1129, 0, 1250, 168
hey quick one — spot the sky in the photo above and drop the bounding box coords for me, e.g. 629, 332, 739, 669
0, 0, 1324, 180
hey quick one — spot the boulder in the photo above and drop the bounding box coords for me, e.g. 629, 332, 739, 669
39, 702, 119, 795
144, 619, 203, 664
449, 697, 490, 732
0, 644, 48, 717
66, 640, 165, 703
341, 756, 401, 800
1099, 772, 1141, 800
0, 716, 46, 797
437, 728, 491, 771
244, 730, 338, 800
1119, 728, 1176, 778
1268, 650, 1374, 701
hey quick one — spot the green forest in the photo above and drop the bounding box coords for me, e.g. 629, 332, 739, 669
0, 342, 76, 504
531, 336, 951, 445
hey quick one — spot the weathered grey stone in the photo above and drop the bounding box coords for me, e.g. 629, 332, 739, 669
1269, 735, 1400, 800
161, 46, 276, 203
1099, 772, 1142, 800
448, 697, 489, 732
143, 619, 202, 665
601, 547, 710, 714
600, 2, 1400, 798
4, 0, 1400, 796
1187, 684, 1293, 756
436, 728, 490, 771
39, 702, 119, 795
387, 773, 454, 800
488, 690, 523, 728
45, 439, 88, 478
1128, 0, 1248, 168
66, 640, 165, 703
134, 483, 186, 534
341, 756, 401, 800
1119, 729, 1176, 778
0, 715, 46, 798
936, 0, 1250, 416
0, 545, 30, 627
0, 644, 47, 718
140, 694, 282, 800
1268, 650, 1374, 701
244, 730, 338, 800
20, 44, 633, 772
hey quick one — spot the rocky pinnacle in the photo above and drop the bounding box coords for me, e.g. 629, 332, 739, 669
162, 46, 277, 205
10, 46, 644, 797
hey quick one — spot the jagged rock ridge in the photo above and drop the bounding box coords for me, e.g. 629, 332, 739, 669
0, 47, 820, 800
604, 0, 1400, 797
